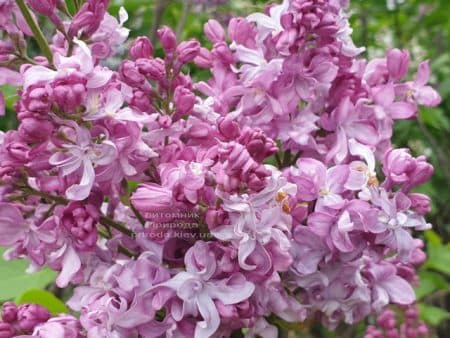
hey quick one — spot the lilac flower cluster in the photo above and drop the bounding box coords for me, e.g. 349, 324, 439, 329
0, 0, 440, 337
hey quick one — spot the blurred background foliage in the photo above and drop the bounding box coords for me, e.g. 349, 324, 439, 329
0, 0, 449, 336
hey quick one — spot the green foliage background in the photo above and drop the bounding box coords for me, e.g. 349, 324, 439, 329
0, 0, 449, 336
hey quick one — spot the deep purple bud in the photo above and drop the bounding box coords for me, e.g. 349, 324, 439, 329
22, 84, 51, 113
387, 49, 410, 80
60, 202, 99, 251
5, 139, 30, 162
130, 36, 153, 60
239, 128, 278, 162
406, 156, 433, 191
19, 117, 54, 142
0, 322, 14, 338
119, 60, 147, 87
406, 327, 418, 338
405, 307, 419, 319
136, 58, 166, 82
409, 193, 431, 215
176, 40, 201, 64
386, 329, 399, 338
68, 0, 108, 38
1, 302, 18, 323
383, 148, 433, 191
417, 323, 429, 336
17, 304, 50, 333
204, 19, 225, 43
158, 115, 172, 128
157, 26, 177, 54
130, 90, 151, 112
218, 117, 240, 140
52, 71, 87, 113
211, 41, 234, 64
174, 86, 196, 116
27, 0, 57, 17
194, 47, 213, 68
131, 184, 173, 214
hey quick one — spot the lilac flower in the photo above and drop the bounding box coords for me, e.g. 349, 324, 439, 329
23, 39, 113, 93
370, 189, 430, 262
247, 0, 290, 42
83, 88, 156, 122
90, 7, 130, 59
31, 315, 84, 338
289, 158, 349, 209
213, 168, 295, 270
364, 262, 415, 311
0, 203, 27, 246
49, 125, 117, 200
0, 0, 440, 335
371, 83, 417, 120
231, 43, 283, 86
161, 242, 255, 338
407, 61, 441, 107
59, 201, 99, 251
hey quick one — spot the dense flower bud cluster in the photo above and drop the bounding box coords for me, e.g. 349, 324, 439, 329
0, 0, 440, 337
364, 305, 429, 338
0, 301, 82, 337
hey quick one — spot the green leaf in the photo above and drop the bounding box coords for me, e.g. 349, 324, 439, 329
425, 242, 450, 276
0, 248, 56, 300
419, 108, 450, 132
415, 270, 450, 299
424, 230, 442, 246
418, 304, 450, 326
16, 289, 68, 315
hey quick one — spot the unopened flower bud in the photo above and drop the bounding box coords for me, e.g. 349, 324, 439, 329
130, 36, 153, 60
176, 40, 200, 65
0, 322, 14, 338
205, 19, 225, 43
157, 26, 177, 54
17, 304, 50, 333
1, 302, 18, 323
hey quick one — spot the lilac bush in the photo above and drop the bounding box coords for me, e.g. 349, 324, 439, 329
0, 0, 441, 337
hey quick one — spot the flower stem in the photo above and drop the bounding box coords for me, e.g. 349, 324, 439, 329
15, 181, 135, 239
130, 204, 146, 227
15, 0, 54, 66
99, 215, 134, 238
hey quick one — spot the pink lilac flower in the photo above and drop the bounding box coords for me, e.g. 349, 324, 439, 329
49, 125, 117, 200
160, 242, 255, 337
0, 0, 440, 336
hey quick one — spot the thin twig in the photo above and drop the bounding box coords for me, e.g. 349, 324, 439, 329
130, 203, 146, 227
150, 0, 170, 44
99, 215, 134, 238
15, 182, 136, 239
15, 0, 54, 67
